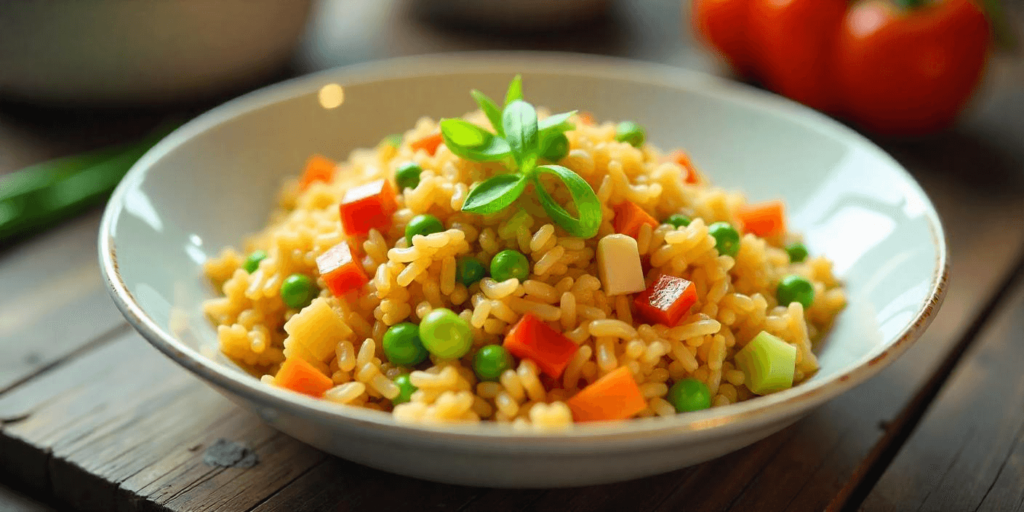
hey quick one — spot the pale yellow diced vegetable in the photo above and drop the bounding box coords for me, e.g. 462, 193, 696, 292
283, 298, 353, 360
596, 234, 645, 296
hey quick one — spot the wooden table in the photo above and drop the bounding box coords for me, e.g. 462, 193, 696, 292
2, 2, 1023, 511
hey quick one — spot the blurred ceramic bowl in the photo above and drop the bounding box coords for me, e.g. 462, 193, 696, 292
0, 0, 311, 104
412, 0, 609, 30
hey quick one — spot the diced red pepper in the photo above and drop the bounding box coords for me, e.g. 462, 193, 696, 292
274, 357, 333, 398
669, 150, 699, 184
737, 200, 786, 238
410, 132, 444, 155
338, 179, 397, 236
299, 154, 336, 190
317, 241, 368, 296
613, 201, 659, 239
634, 274, 698, 326
567, 367, 647, 422
503, 313, 579, 378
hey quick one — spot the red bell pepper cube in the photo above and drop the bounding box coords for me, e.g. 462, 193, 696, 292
338, 179, 397, 236
633, 274, 698, 326
503, 313, 579, 379
299, 154, 336, 190
410, 132, 444, 155
317, 241, 368, 296
613, 200, 659, 239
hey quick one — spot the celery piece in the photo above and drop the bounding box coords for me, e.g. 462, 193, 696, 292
735, 331, 797, 395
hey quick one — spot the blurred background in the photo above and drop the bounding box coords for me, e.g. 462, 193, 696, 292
1, 0, 1021, 246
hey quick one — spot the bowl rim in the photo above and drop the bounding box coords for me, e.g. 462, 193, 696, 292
99, 52, 949, 448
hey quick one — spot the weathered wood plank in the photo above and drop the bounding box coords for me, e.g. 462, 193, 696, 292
860, 270, 1024, 512
0, 208, 129, 393
0, 332, 325, 512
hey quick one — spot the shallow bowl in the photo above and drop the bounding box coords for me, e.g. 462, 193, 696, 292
99, 53, 947, 487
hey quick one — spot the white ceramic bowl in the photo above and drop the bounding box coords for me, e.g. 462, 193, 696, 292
99, 54, 948, 488
0, 0, 311, 103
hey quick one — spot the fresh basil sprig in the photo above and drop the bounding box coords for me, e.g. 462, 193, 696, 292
441, 76, 602, 238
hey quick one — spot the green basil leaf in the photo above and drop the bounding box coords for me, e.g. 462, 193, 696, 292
538, 111, 577, 132
471, 90, 504, 136
502, 100, 539, 170
461, 173, 528, 214
440, 119, 511, 162
532, 165, 602, 238
504, 75, 523, 107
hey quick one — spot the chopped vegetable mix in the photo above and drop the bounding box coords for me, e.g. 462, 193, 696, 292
613, 200, 659, 239
316, 241, 367, 297
567, 366, 647, 422
338, 178, 397, 236
634, 274, 698, 326
274, 357, 333, 398
737, 200, 786, 238
735, 331, 796, 395
503, 313, 578, 378
299, 154, 336, 190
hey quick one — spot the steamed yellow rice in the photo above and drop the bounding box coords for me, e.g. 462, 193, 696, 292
202, 110, 845, 430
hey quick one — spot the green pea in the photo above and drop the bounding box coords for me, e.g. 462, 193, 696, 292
615, 121, 645, 147
243, 250, 267, 273
392, 374, 417, 405
382, 322, 428, 366
473, 345, 514, 382
786, 242, 809, 263
405, 214, 444, 244
665, 214, 692, 229
395, 162, 423, 190
280, 274, 317, 309
419, 308, 474, 359
709, 222, 741, 257
540, 132, 570, 161
456, 257, 487, 287
777, 275, 815, 309
490, 250, 529, 282
667, 378, 711, 413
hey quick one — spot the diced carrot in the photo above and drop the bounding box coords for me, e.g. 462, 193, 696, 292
669, 150, 699, 184
577, 112, 595, 126
299, 154, 336, 190
504, 313, 579, 378
634, 274, 698, 326
567, 367, 647, 422
737, 200, 786, 238
613, 201, 659, 239
274, 357, 333, 398
338, 179, 397, 236
317, 241, 368, 296
410, 132, 444, 155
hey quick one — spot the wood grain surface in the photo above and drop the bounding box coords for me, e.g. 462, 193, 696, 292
1, 1, 1022, 511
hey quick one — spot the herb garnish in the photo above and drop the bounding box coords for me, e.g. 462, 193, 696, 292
440, 76, 602, 239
